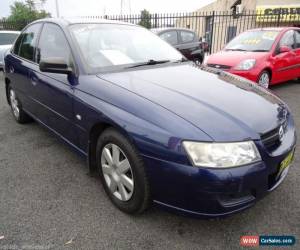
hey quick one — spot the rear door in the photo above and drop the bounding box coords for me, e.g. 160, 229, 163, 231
6, 23, 42, 114
32, 23, 77, 145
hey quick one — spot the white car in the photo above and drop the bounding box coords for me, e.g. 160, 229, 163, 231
0, 31, 20, 70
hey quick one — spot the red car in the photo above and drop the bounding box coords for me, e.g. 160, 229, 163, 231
204, 27, 300, 88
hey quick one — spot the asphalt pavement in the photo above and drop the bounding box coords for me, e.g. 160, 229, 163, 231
0, 72, 299, 250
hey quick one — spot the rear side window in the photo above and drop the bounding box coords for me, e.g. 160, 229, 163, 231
36, 23, 73, 67
18, 23, 42, 61
180, 31, 195, 43
160, 31, 178, 45
0, 33, 19, 45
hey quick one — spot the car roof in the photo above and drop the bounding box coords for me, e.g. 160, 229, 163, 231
0, 30, 20, 34
30, 17, 136, 28
151, 27, 195, 34
245, 27, 300, 32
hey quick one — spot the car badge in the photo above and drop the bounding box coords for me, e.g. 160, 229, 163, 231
278, 126, 284, 142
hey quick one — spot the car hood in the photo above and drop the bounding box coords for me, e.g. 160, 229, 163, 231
97, 64, 287, 141
207, 50, 269, 67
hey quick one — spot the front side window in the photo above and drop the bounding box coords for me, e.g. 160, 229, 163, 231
225, 30, 280, 52
0, 33, 19, 45
279, 30, 295, 49
160, 31, 178, 45
70, 24, 182, 72
180, 31, 195, 43
18, 23, 41, 61
294, 30, 300, 49
36, 23, 73, 68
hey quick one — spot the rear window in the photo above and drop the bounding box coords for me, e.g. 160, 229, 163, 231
0, 33, 19, 45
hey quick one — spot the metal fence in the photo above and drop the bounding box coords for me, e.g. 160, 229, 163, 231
0, 20, 31, 31
1, 10, 300, 54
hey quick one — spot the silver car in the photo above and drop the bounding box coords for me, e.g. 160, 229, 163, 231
0, 31, 20, 70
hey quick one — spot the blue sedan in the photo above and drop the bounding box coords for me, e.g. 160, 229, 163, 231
4, 18, 296, 218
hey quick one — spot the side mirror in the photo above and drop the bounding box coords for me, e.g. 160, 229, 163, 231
39, 57, 72, 74
279, 45, 291, 54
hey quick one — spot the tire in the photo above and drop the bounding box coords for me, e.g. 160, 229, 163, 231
8, 85, 32, 124
258, 70, 270, 88
193, 55, 203, 65
96, 128, 151, 214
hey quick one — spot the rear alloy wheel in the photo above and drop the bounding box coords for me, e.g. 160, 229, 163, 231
258, 71, 270, 88
8, 86, 32, 123
96, 128, 150, 214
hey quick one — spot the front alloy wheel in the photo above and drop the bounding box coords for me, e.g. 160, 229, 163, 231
101, 143, 134, 201
258, 71, 270, 88
96, 128, 150, 214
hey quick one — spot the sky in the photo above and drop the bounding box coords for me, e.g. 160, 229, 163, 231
0, 0, 216, 18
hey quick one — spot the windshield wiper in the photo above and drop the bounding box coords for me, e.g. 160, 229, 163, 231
226, 48, 247, 51
126, 59, 170, 68
251, 49, 268, 52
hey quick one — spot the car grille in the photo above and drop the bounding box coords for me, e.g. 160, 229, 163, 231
207, 64, 231, 70
261, 127, 281, 150
260, 119, 288, 151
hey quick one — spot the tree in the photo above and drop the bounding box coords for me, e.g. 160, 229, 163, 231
6, 0, 51, 29
138, 9, 151, 29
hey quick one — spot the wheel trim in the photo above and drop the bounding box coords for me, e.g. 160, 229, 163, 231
10, 89, 20, 118
101, 143, 134, 201
259, 72, 270, 88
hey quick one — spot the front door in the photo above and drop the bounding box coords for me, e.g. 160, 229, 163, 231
33, 23, 77, 145
273, 30, 297, 83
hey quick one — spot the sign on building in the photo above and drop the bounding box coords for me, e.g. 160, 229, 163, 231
256, 4, 300, 22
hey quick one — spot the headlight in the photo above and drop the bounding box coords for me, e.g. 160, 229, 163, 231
234, 59, 256, 70
183, 141, 261, 168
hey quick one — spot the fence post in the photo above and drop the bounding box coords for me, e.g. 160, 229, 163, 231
209, 11, 215, 54
276, 8, 281, 27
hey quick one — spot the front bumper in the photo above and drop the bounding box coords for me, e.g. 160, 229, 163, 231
143, 129, 296, 218
225, 68, 262, 83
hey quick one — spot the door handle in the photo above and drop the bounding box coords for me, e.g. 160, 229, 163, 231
30, 75, 39, 86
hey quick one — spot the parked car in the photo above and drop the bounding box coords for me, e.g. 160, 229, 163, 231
4, 19, 296, 218
152, 28, 205, 64
204, 27, 300, 88
0, 30, 20, 70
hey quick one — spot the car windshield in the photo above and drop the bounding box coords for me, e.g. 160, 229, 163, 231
0, 33, 19, 45
70, 23, 183, 72
225, 30, 280, 52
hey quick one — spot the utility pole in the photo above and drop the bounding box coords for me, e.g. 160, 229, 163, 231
55, 0, 60, 17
